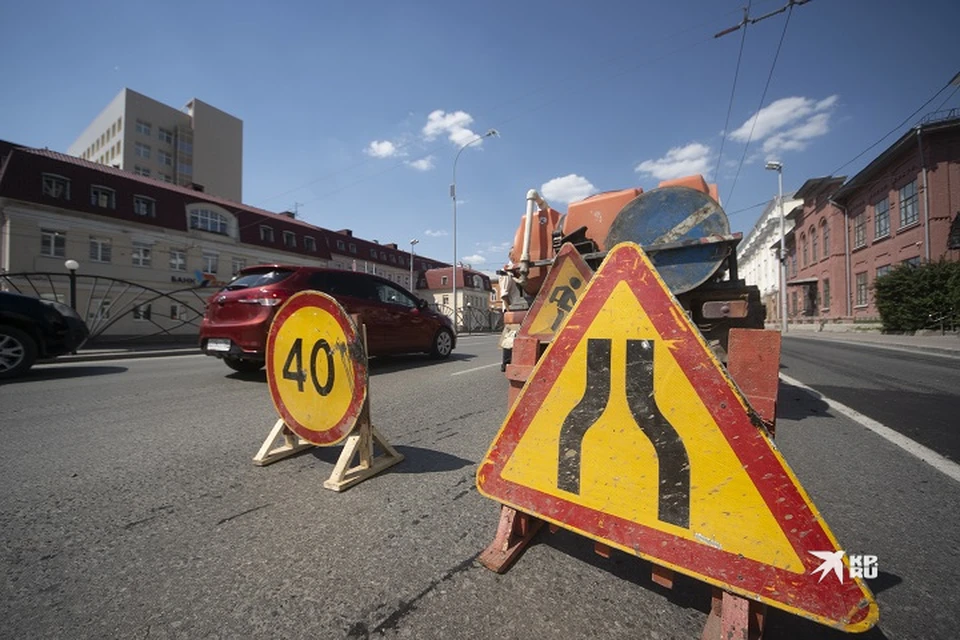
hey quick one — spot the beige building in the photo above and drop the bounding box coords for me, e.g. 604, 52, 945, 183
0, 143, 448, 339
67, 88, 243, 202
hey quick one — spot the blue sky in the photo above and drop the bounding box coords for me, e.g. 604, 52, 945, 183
2, 0, 958, 273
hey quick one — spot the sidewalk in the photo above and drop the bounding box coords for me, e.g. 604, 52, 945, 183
780, 325, 960, 357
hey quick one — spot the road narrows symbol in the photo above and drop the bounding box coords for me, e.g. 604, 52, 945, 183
625, 339, 690, 528
556, 337, 690, 528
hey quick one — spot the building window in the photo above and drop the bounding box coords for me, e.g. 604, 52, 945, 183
260, 225, 274, 242
800, 233, 808, 267
40, 228, 66, 257
441, 276, 448, 286
170, 303, 187, 321
132, 242, 152, 267
133, 195, 156, 216
876, 264, 892, 278
822, 220, 830, 256
135, 141, 151, 159
855, 272, 868, 307
810, 226, 818, 262
41, 174, 71, 200
304, 236, 317, 252
789, 249, 797, 277
232, 257, 246, 275
159, 173, 173, 183
902, 256, 921, 268
88, 298, 112, 323
370, 248, 378, 258
283, 230, 296, 248
89, 237, 112, 263
349, 243, 357, 254
178, 162, 193, 176
899, 180, 919, 228
190, 209, 229, 234
336, 239, 346, 250
442, 295, 449, 305
822, 279, 830, 310
132, 304, 152, 321
388, 254, 396, 264
158, 128, 173, 144
135, 120, 152, 136
202, 252, 219, 273
158, 150, 173, 167
874, 197, 890, 239
134, 165, 151, 177
790, 290, 798, 315
170, 249, 186, 271
853, 212, 866, 248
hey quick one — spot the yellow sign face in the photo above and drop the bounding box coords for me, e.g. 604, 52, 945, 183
478, 243, 877, 631
519, 243, 593, 340
267, 291, 367, 446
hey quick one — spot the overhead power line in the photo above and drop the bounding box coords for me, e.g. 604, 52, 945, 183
713, 3, 752, 184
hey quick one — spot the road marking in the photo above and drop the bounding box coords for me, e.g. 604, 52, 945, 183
451, 362, 501, 376
780, 373, 960, 485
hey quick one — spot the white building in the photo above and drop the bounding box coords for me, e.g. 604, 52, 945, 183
67, 88, 243, 202
736, 193, 801, 324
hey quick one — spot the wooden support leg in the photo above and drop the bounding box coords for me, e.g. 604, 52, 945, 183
323, 411, 403, 492
478, 506, 544, 573
253, 418, 314, 466
701, 588, 766, 640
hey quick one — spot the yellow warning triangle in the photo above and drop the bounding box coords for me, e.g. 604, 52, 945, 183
477, 243, 877, 632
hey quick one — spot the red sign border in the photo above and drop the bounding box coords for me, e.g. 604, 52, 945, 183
266, 291, 367, 446
477, 243, 877, 631
518, 243, 594, 340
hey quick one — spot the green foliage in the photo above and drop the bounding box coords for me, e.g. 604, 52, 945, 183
873, 259, 960, 332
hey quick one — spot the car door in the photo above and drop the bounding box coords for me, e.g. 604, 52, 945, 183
370, 280, 432, 353
310, 271, 388, 356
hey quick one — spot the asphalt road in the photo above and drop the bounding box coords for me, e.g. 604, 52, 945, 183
1, 334, 959, 639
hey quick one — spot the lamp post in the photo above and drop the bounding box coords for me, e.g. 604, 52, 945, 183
64, 259, 79, 310
451, 128, 498, 334
765, 161, 787, 333
409, 238, 418, 293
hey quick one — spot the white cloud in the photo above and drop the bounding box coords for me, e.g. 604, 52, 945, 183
406, 155, 435, 171
365, 140, 398, 158
729, 95, 838, 156
422, 110, 479, 146
634, 143, 712, 181
424, 229, 448, 237
540, 174, 598, 205
461, 254, 486, 265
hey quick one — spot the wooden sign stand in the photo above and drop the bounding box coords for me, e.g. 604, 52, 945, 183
253, 320, 403, 491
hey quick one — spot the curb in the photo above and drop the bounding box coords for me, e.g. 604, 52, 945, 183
783, 332, 960, 357
49, 348, 201, 364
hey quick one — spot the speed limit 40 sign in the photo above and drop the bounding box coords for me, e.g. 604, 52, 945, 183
266, 291, 367, 446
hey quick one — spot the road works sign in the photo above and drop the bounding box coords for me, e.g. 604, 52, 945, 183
477, 243, 878, 632
267, 291, 367, 446
519, 243, 593, 340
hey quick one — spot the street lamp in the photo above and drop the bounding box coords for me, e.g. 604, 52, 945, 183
64, 259, 79, 310
451, 128, 498, 334
409, 238, 418, 293
765, 160, 787, 333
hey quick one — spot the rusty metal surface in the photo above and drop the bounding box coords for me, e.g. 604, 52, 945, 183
476, 242, 877, 632
604, 187, 731, 294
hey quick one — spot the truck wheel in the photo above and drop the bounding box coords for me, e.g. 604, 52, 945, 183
431, 329, 454, 359
0, 325, 38, 379
223, 357, 263, 373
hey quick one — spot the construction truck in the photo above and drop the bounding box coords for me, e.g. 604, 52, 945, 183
498, 174, 766, 369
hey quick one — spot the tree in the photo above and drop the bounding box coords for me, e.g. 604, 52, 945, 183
874, 259, 960, 332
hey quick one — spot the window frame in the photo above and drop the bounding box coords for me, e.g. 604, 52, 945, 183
133, 195, 156, 217
304, 236, 317, 252
899, 180, 919, 228
131, 242, 152, 267
853, 212, 866, 249
874, 196, 890, 239
259, 225, 275, 243
169, 248, 186, 271
40, 228, 66, 257
855, 272, 868, 307
41, 173, 71, 200
89, 236, 112, 263
282, 230, 296, 248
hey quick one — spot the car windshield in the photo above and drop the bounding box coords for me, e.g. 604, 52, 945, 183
223, 269, 294, 290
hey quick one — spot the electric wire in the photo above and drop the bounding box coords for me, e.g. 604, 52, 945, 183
724, 1, 794, 206
713, 2, 752, 184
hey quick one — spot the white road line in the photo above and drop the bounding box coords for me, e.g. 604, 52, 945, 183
451, 362, 501, 376
780, 373, 960, 485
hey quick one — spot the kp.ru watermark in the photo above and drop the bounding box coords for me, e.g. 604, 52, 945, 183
809, 551, 878, 583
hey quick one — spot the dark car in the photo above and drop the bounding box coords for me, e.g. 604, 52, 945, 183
198, 265, 456, 372
0, 291, 90, 379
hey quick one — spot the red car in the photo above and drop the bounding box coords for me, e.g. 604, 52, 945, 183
199, 265, 455, 373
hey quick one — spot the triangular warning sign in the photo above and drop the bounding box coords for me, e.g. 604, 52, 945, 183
477, 243, 877, 632
518, 243, 593, 340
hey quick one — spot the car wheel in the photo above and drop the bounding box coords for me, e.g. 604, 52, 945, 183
223, 357, 264, 373
0, 325, 38, 379
430, 329, 454, 359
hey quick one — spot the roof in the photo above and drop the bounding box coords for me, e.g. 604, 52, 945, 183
422, 266, 492, 291
793, 176, 846, 202
833, 114, 960, 202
